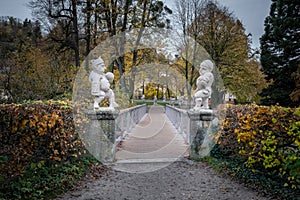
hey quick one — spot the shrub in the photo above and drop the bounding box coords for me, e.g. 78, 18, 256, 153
216, 104, 300, 189
0, 101, 94, 199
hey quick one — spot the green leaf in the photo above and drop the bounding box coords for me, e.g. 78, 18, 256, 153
0, 155, 8, 163
272, 118, 278, 123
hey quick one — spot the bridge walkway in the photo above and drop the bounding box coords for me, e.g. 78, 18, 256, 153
115, 105, 189, 167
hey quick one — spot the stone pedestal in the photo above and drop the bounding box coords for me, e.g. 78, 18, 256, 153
86, 110, 119, 163
188, 109, 215, 159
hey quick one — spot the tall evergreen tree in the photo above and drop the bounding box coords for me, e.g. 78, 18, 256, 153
260, 0, 300, 107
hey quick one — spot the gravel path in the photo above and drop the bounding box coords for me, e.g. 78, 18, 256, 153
57, 106, 269, 199
57, 160, 268, 200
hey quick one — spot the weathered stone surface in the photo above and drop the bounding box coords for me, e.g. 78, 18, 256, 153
86, 110, 120, 120
86, 110, 120, 163
188, 110, 216, 159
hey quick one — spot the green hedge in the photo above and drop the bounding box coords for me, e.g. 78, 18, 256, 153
0, 101, 94, 199
216, 104, 300, 189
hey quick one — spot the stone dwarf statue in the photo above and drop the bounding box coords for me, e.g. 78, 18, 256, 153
89, 57, 119, 110
193, 60, 214, 110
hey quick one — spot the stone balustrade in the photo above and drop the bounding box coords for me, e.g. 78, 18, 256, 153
165, 104, 216, 159
86, 104, 148, 163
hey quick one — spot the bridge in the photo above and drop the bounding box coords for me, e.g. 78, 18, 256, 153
114, 106, 189, 172
60, 105, 268, 199
85, 104, 217, 173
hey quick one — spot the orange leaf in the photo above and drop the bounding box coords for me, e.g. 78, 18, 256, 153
53, 157, 62, 161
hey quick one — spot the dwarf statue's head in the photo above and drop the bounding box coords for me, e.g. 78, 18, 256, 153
91, 57, 106, 74
199, 60, 213, 75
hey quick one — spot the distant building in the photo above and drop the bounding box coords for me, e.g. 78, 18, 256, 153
0, 89, 10, 102
225, 92, 236, 104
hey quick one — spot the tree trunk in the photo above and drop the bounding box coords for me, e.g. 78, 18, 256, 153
130, 0, 149, 99
85, 0, 92, 71
72, 0, 80, 67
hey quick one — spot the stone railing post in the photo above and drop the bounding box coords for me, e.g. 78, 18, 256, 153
187, 109, 215, 160
85, 104, 148, 164
86, 110, 120, 163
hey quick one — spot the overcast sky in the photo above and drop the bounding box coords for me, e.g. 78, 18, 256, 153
222, 0, 272, 49
0, 0, 272, 49
165, 0, 272, 49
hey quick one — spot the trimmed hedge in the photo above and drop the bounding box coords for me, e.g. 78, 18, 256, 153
216, 104, 300, 189
0, 101, 92, 199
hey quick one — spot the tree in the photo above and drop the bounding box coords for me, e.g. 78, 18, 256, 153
128, 0, 172, 98
0, 17, 77, 102
28, 0, 172, 93
95, 0, 172, 93
290, 64, 300, 102
29, 0, 81, 67
0, 17, 45, 102
260, 0, 300, 107
188, 0, 267, 104
174, 0, 206, 107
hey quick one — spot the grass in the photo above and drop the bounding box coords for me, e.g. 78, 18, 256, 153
133, 100, 175, 106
